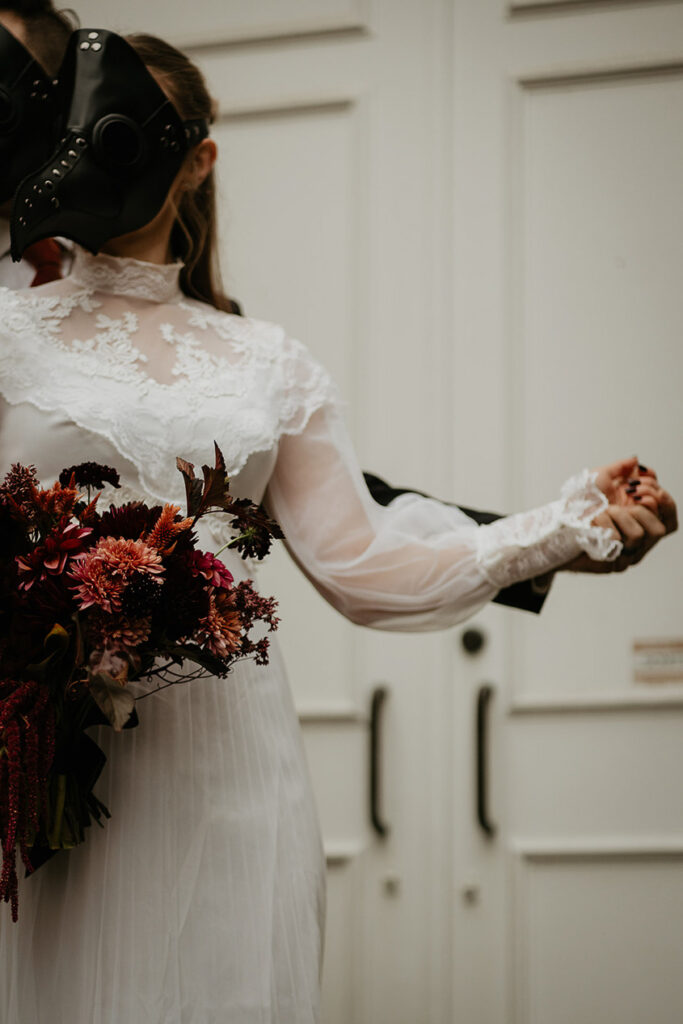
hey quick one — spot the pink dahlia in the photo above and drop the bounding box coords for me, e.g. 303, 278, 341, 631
70, 537, 164, 612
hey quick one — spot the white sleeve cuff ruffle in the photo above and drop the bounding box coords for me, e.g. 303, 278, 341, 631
475, 469, 622, 589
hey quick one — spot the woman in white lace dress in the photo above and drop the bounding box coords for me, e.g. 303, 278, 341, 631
0, 32, 675, 1024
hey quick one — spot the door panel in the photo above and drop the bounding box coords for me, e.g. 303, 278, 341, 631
513, 850, 683, 1024
513, 64, 683, 704
76, 0, 370, 47
452, 3, 683, 1021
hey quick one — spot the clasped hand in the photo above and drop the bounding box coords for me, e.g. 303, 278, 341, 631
565, 456, 678, 574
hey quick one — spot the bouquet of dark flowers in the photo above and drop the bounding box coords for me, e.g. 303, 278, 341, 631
0, 445, 282, 921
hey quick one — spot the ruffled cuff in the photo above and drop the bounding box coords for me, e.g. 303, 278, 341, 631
474, 469, 622, 589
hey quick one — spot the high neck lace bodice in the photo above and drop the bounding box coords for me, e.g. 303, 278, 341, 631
70, 246, 183, 303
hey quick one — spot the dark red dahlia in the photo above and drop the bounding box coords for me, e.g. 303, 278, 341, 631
95, 503, 163, 541
15, 520, 92, 591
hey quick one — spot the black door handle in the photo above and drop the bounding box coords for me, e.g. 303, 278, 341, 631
369, 686, 390, 838
476, 684, 496, 838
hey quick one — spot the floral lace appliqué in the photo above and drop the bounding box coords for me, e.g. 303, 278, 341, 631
0, 250, 339, 506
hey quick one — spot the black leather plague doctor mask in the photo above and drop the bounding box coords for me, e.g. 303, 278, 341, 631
11, 28, 209, 260
0, 24, 63, 205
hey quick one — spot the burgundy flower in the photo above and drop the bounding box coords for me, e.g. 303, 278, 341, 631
0, 678, 54, 921
189, 551, 234, 589
59, 462, 120, 491
16, 521, 93, 591
96, 502, 163, 541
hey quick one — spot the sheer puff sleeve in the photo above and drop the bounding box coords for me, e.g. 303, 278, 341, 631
265, 378, 623, 632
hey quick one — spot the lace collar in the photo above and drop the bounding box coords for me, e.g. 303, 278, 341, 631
70, 246, 183, 303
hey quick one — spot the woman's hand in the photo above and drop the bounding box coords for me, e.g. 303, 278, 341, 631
593, 456, 661, 512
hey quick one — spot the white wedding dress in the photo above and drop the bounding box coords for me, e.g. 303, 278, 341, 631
0, 249, 621, 1024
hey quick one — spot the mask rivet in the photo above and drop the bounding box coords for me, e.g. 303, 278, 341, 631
19, 217, 25, 226
80, 41, 90, 50
68, 150, 77, 158
52, 169, 61, 178
24, 197, 30, 205
91, 42, 102, 51
41, 93, 48, 100
61, 159, 69, 167
33, 184, 40, 192
33, 80, 41, 88
88, 31, 99, 39
51, 197, 60, 208
44, 180, 53, 190
37, 188, 43, 195
30, 92, 37, 99
75, 137, 86, 147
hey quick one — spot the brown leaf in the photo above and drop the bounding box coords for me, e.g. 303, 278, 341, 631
198, 442, 232, 513
176, 456, 203, 518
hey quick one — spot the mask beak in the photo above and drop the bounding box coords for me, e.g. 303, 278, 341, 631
10, 28, 208, 261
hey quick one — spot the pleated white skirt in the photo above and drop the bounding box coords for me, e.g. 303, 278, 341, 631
0, 640, 326, 1024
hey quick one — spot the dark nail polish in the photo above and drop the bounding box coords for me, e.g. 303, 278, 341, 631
626, 485, 637, 493
638, 464, 648, 473
634, 495, 642, 501
628, 479, 639, 485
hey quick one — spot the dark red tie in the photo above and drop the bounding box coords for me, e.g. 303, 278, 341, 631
23, 239, 63, 287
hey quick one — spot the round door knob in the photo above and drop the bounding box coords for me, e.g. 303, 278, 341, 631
461, 627, 485, 655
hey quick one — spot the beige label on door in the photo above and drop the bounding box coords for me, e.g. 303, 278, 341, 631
633, 640, 683, 684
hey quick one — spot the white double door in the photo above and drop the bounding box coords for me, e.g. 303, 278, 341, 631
449, 3, 683, 1022
82, 0, 683, 1020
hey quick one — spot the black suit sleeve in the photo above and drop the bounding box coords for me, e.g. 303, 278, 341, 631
362, 472, 551, 614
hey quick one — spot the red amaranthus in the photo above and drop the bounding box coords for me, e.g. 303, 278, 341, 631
0, 445, 282, 920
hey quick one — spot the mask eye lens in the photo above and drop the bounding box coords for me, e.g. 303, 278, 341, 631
92, 114, 145, 171
0, 87, 16, 130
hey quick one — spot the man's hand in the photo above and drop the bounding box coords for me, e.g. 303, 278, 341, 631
563, 491, 677, 574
